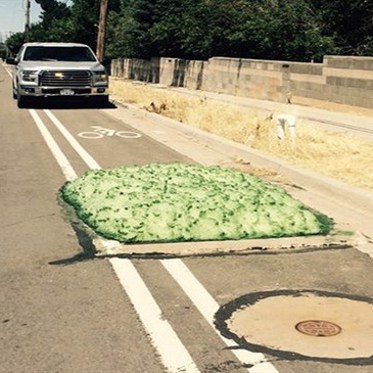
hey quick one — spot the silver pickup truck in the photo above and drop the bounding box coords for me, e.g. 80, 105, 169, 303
7, 42, 109, 108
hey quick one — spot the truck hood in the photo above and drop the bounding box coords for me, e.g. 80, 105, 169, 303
19, 61, 105, 71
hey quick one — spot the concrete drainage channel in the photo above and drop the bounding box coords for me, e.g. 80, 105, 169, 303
214, 289, 373, 365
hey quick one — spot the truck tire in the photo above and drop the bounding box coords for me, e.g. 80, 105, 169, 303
17, 93, 29, 108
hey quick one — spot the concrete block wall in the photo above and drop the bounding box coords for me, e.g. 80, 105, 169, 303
158, 58, 206, 89
287, 62, 325, 103
200, 57, 302, 102
111, 55, 373, 110
322, 56, 373, 108
111, 57, 160, 83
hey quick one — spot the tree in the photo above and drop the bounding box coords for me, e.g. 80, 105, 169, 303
0, 42, 7, 59
310, 0, 373, 55
35, 0, 70, 24
106, 0, 158, 58
6, 0, 371, 61
256, 0, 336, 61
5, 32, 25, 55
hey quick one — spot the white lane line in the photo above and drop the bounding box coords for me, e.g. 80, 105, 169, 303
29, 110, 201, 373
3, 65, 12, 78
32, 108, 280, 372
44, 109, 101, 170
110, 258, 201, 373
29, 110, 77, 181
161, 259, 279, 373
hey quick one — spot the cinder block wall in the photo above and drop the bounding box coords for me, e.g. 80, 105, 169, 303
111, 55, 373, 109
322, 56, 373, 108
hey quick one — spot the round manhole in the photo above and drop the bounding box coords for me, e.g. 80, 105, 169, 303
214, 289, 373, 364
295, 320, 342, 337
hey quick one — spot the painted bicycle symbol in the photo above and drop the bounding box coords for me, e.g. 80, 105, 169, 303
78, 126, 142, 139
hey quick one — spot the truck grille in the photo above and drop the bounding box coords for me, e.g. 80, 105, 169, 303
40, 70, 91, 87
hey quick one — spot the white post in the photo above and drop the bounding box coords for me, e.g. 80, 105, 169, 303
275, 113, 297, 142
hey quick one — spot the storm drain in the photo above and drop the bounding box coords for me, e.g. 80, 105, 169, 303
214, 289, 373, 364
295, 320, 342, 337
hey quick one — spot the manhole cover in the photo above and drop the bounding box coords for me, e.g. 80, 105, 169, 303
215, 289, 373, 363
295, 320, 342, 337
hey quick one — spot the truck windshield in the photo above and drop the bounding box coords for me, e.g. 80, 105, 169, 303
23, 46, 97, 62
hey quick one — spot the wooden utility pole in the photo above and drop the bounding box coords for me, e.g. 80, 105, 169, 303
96, 0, 109, 62
24, 0, 31, 42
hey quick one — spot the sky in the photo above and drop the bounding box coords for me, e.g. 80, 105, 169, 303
0, 0, 42, 41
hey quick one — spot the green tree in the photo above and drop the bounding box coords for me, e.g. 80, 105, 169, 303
147, 0, 211, 58
258, 0, 336, 61
310, 0, 373, 55
0, 43, 7, 59
108, 0, 335, 61
66, 0, 120, 51
7, 0, 371, 61
5, 32, 25, 55
107, 0, 157, 58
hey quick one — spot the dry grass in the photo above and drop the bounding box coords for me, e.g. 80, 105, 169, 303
109, 79, 373, 191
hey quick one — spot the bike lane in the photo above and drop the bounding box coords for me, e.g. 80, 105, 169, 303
29, 106, 270, 373
33, 103, 373, 373
43, 106, 195, 169
0, 66, 181, 373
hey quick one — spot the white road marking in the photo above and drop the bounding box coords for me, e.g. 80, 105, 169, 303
110, 258, 201, 373
31, 108, 279, 372
44, 109, 101, 170
28, 110, 201, 373
29, 110, 77, 181
162, 259, 279, 373
3, 64, 12, 78
78, 126, 142, 139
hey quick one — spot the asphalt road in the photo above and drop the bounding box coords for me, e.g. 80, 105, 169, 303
1, 64, 373, 373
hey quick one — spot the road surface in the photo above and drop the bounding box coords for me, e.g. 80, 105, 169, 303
1, 64, 372, 373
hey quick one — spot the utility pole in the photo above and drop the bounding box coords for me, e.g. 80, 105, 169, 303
24, 0, 31, 42
96, 0, 109, 62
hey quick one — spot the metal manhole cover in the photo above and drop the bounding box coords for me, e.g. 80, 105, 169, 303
295, 320, 342, 337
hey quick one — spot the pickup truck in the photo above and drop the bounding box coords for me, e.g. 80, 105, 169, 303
7, 42, 109, 108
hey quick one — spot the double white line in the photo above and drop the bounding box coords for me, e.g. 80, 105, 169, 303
28, 107, 279, 373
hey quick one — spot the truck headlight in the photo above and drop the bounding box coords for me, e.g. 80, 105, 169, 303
93, 71, 108, 85
22, 70, 38, 82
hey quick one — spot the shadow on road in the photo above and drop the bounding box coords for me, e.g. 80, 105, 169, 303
49, 223, 96, 266
19, 97, 117, 110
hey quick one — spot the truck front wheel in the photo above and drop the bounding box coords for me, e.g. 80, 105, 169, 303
17, 93, 30, 108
